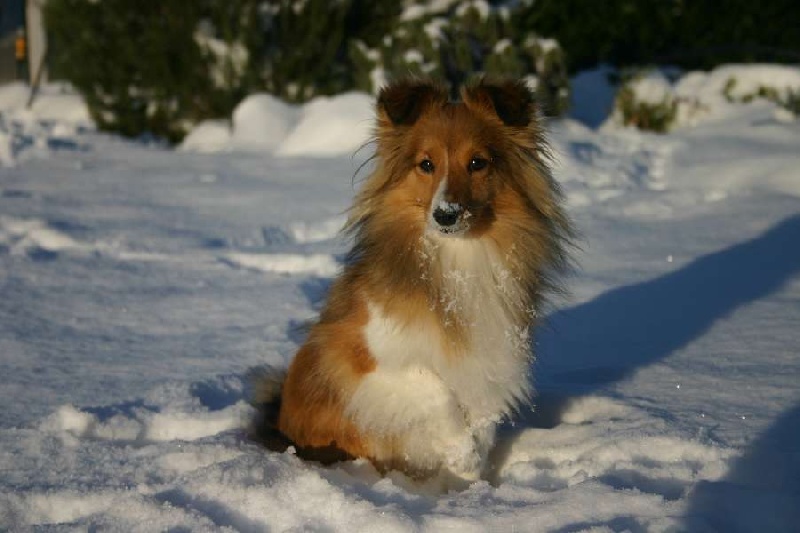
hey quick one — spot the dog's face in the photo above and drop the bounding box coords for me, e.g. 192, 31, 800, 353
375, 79, 535, 239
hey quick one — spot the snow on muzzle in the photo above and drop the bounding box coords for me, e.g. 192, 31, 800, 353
431, 200, 472, 235
429, 175, 473, 236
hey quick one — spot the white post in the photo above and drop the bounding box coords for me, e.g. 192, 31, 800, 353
25, 0, 47, 85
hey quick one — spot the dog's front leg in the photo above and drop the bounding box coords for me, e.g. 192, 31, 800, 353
345, 365, 481, 481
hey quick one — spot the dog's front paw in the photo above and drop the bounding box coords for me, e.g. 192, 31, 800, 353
438, 469, 479, 492
440, 436, 483, 484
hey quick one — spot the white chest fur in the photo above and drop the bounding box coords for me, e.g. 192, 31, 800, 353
363, 236, 532, 425
345, 236, 533, 479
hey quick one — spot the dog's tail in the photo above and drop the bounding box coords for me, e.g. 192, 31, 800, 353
248, 366, 294, 452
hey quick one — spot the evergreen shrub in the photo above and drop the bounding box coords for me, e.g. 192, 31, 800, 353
46, 0, 262, 142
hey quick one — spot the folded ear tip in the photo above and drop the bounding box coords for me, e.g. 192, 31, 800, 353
464, 77, 536, 127
377, 79, 448, 126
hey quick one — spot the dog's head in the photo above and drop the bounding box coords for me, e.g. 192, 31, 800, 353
372, 78, 540, 238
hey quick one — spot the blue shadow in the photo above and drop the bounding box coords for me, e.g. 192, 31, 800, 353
537, 214, 800, 396
491, 214, 800, 485
685, 403, 800, 531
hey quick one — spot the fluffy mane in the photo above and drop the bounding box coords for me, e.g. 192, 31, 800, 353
339, 78, 572, 339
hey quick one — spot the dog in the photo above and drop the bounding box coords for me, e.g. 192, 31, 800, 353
254, 78, 571, 487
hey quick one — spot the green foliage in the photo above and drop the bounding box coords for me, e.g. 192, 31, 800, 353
520, 0, 800, 73
260, 0, 350, 102
614, 83, 677, 133
348, 1, 570, 116
612, 67, 800, 132
46, 0, 262, 142
781, 90, 800, 116
48, 0, 799, 142
256, 0, 404, 102
723, 78, 800, 117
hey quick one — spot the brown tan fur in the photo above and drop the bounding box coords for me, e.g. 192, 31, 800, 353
256, 77, 571, 476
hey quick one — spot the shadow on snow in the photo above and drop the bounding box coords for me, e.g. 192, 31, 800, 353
491, 214, 800, 486
684, 402, 800, 531
535, 213, 800, 420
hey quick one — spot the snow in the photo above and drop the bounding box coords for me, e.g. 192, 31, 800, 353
455, 0, 490, 20
179, 119, 233, 154
400, 0, 461, 22
0, 83, 91, 167
535, 38, 560, 55
2, 77, 800, 531
224, 252, 341, 277
230, 94, 296, 152
194, 31, 249, 90
676, 64, 800, 102
181, 92, 373, 157
404, 49, 425, 64
626, 71, 674, 105
493, 38, 512, 54
275, 92, 373, 157
0, 82, 92, 125
180, 94, 298, 154
573, 64, 800, 131
423, 18, 448, 43
671, 64, 800, 128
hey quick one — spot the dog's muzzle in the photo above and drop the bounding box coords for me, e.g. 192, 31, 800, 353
433, 204, 463, 227
431, 202, 470, 235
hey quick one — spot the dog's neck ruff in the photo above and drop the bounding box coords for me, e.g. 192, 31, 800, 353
363, 234, 533, 424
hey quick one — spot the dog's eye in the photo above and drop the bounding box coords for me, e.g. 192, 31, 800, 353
419, 159, 435, 174
468, 157, 489, 172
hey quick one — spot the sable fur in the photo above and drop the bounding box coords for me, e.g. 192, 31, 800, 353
253, 77, 571, 483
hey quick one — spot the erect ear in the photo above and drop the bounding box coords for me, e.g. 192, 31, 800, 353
462, 78, 535, 127
377, 79, 448, 126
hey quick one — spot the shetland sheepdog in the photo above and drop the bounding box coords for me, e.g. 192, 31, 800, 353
254, 78, 571, 487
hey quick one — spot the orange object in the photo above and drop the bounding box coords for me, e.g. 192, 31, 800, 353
15, 34, 27, 61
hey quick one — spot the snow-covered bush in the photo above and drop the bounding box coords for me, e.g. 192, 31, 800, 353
261, 0, 364, 103
723, 77, 800, 116
348, 0, 570, 116
611, 70, 679, 133
46, 0, 263, 143
179, 91, 373, 157
44, 0, 800, 143
610, 65, 800, 132
46, 0, 398, 141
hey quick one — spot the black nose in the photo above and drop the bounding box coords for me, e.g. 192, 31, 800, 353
433, 205, 462, 227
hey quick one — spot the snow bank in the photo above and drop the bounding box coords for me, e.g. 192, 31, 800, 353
275, 92, 373, 157
672, 64, 800, 126
607, 64, 800, 129
231, 93, 297, 152
0, 82, 371, 160
675, 64, 800, 102
572, 64, 800, 130
0, 82, 91, 166
626, 70, 674, 105
0, 82, 91, 125
180, 92, 373, 157
177, 119, 232, 153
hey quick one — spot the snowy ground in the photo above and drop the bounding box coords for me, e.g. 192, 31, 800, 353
1, 80, 799, 532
